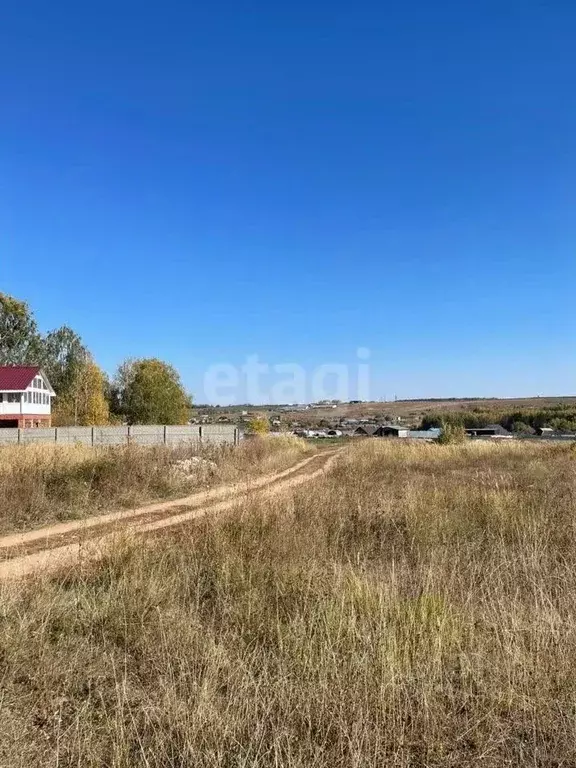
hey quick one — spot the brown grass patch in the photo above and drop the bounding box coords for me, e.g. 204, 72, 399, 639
1, 439, 576, 766
0, 436, 314, 534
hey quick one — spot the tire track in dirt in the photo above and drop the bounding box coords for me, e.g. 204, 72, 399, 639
0, 449, 340, 580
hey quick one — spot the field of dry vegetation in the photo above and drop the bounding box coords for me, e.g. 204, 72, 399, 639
0, 436, 314, 533
1, 438, 576, 766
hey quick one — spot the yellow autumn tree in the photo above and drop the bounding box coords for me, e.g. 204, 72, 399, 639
247, 415, 270, 435
52, 361, 109, 426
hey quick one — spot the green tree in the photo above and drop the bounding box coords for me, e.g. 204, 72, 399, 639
42, 325, 90, 396
112, 358, 192, 424
108, 358, 134, 417
0, 293, 43, 364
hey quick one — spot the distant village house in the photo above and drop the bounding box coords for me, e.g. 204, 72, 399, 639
374, 425, 411, 438
353, 425, 377, 436
465, 424, 512, 438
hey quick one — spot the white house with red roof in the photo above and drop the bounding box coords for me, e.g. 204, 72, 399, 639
0, 366, 55, 428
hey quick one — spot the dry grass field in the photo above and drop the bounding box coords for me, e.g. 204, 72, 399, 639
1, 438, 576, 766
0, 436, 314, 534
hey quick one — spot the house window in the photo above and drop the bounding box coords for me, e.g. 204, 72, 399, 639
8, 393, 21, 403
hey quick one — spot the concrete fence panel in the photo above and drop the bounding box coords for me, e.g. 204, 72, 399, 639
202, 425, 238, 445
165, 425, 202, 445
93, 427, 130, 446
129, 425, 165, 445
0, 428, 21, 445
55, 427, 94, 445
21, 428, 57, 444
0, 424, 238, 447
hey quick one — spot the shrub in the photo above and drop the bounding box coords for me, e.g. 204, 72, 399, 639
437, 423, 467, 444
247, 416, 270, 435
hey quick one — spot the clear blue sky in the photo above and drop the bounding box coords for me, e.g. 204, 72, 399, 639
1, 1, 575, 403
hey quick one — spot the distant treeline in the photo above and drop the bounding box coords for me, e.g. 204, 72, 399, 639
397, 396, 496, 403
400, 396, 575, 405
420, 405, 576, 433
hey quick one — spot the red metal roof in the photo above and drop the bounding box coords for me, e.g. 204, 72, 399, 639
0, 366, 41, 391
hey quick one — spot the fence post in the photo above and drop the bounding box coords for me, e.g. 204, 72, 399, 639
17, 428, 21, 444
127, 425, 131, 445
54, 427, 58, 444
91, 427, 95, 447
199, 425, 203, 444
163, 425, 167, 445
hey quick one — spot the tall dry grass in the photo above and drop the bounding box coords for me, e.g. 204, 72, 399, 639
0, 435, 314, 533
1, 439, 576, 766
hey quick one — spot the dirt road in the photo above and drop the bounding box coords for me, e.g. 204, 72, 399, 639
0, 449, 340, 581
